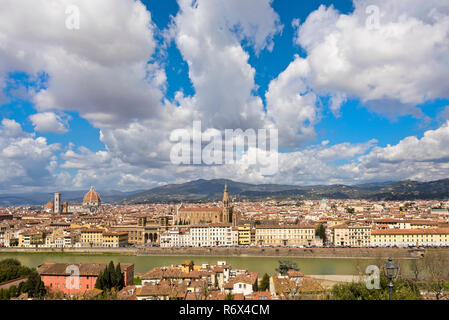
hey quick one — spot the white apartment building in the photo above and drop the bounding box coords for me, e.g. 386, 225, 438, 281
190, 223, 235, 247
160, 228, 191, 247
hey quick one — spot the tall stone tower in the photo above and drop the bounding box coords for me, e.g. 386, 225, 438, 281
54, 192, 61, 215
222, 184, 232, 223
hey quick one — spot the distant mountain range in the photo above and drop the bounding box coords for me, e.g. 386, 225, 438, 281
118, 178, 449, 204
2, 178, 449, 206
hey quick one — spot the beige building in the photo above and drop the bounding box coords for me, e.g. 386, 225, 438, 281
371, 228, 449, 247
348, 225, 371, 247
331, 225, 350, 247
18, 231, 45, 247
255, 225, 315, 247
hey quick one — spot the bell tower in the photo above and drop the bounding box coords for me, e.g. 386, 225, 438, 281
222, 184, 232, 223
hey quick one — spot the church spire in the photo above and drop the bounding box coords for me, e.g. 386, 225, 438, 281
223, 184, 229, 205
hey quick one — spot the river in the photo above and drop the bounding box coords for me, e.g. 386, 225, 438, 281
0, 252, 413, 276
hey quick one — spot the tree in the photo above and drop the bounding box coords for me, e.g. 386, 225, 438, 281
95, 270, 104, 290
409, 258, 424, 282
108, 261, 117, 289
276, 260, 299, 276
19, 271, 46, 299
422, 251, 449, 300
315, 224, 326, 243
225, 293, 234, 300
0, 259, 34, 283
0, 259, 46, 300
115, 263, 124, 290
95, 261, 124, 292
331, 272, 422, 300
259, 273, 270, 291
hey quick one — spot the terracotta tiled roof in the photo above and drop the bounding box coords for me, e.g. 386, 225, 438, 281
287, 270, 304, 278
37, 262, 132, 276
83, 186, 101, 203
224, 272, 258, 289
142, 267, 201, 280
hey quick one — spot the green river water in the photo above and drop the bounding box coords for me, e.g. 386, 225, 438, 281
0, 253, 413, 276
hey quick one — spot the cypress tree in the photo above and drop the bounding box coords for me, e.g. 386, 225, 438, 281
95, 271, 104, 290
108, 261, 116, 289
115, 263, 124, 290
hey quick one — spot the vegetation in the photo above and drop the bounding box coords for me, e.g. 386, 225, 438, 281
225, 293, 234, 300
259, 273, 270, 291
330, 273, 422, 300
94, 261, 125, 293
420, 251, 449, 300
0, 259, 46, 300
330, 254, 449, 300
315, 224, 326, 243
276, 260, 299, 276
0, 258, 34, 283
133, 277, 142, 285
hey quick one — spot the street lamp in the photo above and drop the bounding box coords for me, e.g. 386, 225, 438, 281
383, 257, 399, 300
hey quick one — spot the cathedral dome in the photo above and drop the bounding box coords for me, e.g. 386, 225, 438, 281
83, 186, 101, 203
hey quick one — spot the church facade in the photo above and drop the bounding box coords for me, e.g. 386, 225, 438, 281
176, 185, 236, 225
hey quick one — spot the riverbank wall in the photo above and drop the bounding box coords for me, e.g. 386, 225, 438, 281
0, 247, 433, 259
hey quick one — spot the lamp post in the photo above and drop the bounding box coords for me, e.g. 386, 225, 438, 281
383, 257, 399, 300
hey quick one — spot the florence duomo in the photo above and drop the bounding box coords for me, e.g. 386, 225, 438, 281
43, 186, 102, 215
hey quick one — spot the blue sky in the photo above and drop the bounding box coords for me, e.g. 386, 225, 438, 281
1, 0, 449, 192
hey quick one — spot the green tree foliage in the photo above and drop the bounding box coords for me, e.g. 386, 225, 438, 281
0, 285, 18, 300
18, 271, 46, 299
259, 273, 270, 291
0, 259, 34, 282
115, 263, 124, 289
315, 224, 326, 243
276, 260, 299, 276
225, 293, 234, 300
0, 259, 46, 300
94, 261, 124, 293
331, 273, 422, 300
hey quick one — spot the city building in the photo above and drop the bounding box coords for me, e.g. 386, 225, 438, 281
255, 225, 316, 247
38, 262, 134, 296
238, 225, 251, 246
160, 228, 191, 247
348, 225, 372, 247
190, 223, 235, 247
83, 186, 101, 212
371, 228, 449, 247
102, 232, 129, 247
176, 185, 236, 225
